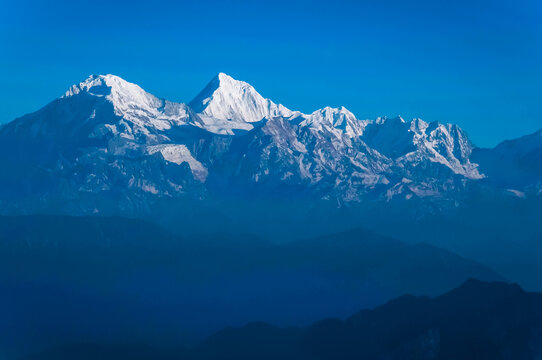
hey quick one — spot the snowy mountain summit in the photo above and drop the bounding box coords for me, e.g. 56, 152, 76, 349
190, 72, 293, 124
0, 73, 539, 217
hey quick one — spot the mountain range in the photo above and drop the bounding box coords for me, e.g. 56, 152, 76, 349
21, 279, 542, 360
1, 73, 540, 219
2, 74, 542, 358
0, 215, 501, 358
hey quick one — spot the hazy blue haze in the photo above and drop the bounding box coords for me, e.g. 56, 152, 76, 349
1, 0, 541, 146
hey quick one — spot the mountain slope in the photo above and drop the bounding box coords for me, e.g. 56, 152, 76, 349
473, 128, 542, 193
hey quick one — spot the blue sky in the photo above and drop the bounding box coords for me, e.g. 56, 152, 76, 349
1, 0, 541, 147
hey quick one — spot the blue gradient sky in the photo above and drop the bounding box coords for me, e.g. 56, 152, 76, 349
1, 0, 541, 147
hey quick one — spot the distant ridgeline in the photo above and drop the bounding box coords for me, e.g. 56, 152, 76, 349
20, 279, 542, 360
0, 215, 503, 358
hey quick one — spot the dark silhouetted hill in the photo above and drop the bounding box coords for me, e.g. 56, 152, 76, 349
22, 279, 542, 360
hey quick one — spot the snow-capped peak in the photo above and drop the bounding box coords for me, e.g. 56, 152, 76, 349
63, 74, 196, 134
63, 74, 116, 97
296, 106, 368, 137
64, 74, 162, 110
189, 72, 292, 123
3, 71, 538, 215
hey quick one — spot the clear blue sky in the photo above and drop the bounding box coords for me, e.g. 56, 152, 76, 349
1, 0, 541, 147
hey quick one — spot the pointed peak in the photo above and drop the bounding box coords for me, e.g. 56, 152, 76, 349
204, 72, 249, 90
213, 72, 253, 91
190, 73, 252, 108
216, 72, 236, 82
336, 106, 355, 116
189, 73, 291, 122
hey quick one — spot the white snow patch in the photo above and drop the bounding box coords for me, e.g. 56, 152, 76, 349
147, 144, 208, 182
507, 189, 526, 198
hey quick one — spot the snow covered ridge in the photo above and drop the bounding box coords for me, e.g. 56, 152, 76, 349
0, 72, 539, 213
